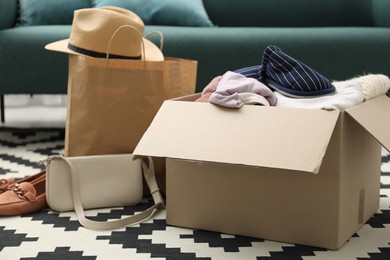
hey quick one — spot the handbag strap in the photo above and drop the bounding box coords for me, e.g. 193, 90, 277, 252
60, 156, 164, 231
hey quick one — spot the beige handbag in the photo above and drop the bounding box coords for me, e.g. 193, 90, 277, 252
41, 154, 164, 230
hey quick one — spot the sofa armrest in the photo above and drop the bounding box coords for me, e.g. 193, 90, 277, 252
373, 0, 390, 27
0, 0, 17, 29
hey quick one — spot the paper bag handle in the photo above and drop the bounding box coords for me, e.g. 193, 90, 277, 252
107, 26, 164, 61
144, 31, 164, 51
61, 156, 164, 231
106, 25, 146, 60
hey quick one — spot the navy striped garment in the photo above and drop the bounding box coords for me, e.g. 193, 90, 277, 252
236, 45, 335, 98
235, 65, 261, 79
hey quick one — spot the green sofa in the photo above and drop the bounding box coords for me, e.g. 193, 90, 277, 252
1, 0, 390, 121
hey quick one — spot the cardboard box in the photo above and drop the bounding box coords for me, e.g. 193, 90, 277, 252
134, 93, 390, 249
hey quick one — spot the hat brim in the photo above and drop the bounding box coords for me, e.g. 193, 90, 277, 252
45, 37, 164, 61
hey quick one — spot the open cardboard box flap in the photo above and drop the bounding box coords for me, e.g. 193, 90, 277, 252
134, 100, 340, 173
346, 95, 390, 152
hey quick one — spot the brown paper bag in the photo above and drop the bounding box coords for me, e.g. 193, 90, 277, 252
65, 55, 197, 192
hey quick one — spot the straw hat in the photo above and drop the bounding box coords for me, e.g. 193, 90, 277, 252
45, 6, 164, 61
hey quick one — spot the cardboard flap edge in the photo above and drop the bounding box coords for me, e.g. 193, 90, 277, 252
134, 100, 341, 173
346, 95, 390, 152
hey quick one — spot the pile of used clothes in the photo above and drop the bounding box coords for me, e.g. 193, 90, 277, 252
196, 45, 390, 111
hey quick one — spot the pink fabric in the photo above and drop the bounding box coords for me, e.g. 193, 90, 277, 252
209, 71, 277, 108
196, 92, 213, 102
195, 76, 223, 102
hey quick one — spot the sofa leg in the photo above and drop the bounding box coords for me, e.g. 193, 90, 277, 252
1, 95, 4, 123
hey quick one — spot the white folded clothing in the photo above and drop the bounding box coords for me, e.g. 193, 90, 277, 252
275, 80, 364, 111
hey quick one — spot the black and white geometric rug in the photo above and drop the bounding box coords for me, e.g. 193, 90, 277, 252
0, 127, 389, 259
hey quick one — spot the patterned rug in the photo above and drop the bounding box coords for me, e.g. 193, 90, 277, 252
0, 127, 389, 260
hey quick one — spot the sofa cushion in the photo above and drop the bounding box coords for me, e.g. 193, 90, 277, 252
0, 25, 71, 93
143, 25, 390, 92
203, 0, 373, 27
19, 0, 92, 26
0, 0, 17, 29
373, 0, 390, 27
93, 0, 213, 27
